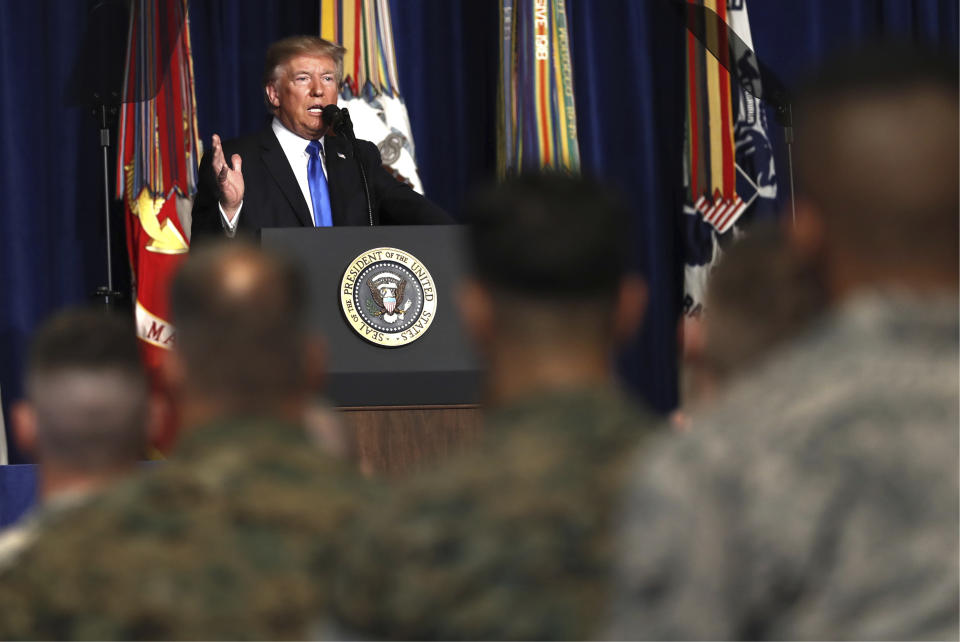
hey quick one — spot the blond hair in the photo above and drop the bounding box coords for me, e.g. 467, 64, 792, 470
262, 35, 346, 108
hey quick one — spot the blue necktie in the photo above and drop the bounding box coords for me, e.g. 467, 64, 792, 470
306, 140, 333, 227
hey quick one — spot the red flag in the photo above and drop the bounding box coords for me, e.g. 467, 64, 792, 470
116, 0, 200, 453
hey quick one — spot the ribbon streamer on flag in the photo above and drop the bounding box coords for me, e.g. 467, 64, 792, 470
320, 0, 425, 193
498, 0, 580, 177
682, 0, 778, 316
116, 0, 200, 452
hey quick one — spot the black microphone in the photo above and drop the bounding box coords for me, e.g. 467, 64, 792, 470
321, 104, 372, 225
321, 103, 341, 130
321, 104, 355, 142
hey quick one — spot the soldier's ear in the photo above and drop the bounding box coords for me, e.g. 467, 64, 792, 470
613, 275, 647, 344
145, 391, 171, 451
11, 400, 37, 459
788, 199, 826, 260
160, 349, 187, 398
458, 279, 495, 348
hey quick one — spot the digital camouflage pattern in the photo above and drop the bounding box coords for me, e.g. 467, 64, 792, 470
331, 386, 659, 640
0, 417, 379, 640
608, 292, 960, 640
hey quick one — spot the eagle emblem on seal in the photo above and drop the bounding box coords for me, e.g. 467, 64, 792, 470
366, 273, 412, 324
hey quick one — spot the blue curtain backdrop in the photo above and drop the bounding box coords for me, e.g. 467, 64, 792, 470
0, 0, 129, 465
1, 1, 956, 462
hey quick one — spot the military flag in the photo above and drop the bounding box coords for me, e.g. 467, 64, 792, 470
498, 0, 580, 176
320, 0, 424, 193
116, 0, 200, 452
682, 0, 778, 316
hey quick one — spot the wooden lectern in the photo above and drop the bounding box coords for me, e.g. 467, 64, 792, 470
261, 225, 483, 474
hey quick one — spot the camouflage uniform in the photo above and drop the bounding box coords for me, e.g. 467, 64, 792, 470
608, 292, 960, 640
331, 386, 659, 640
0, 489, 96, 573
0, 417, 378, 640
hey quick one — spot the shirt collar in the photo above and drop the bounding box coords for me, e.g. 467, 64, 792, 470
271, 117, 324, 160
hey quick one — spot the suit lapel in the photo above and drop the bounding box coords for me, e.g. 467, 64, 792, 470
259, 127, 312, 227
324, 135, 354, 226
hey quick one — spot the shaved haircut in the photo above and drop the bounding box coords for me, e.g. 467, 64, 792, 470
170, 241, 308, 413
25, 308, 148, 468
462, 173, 635, 343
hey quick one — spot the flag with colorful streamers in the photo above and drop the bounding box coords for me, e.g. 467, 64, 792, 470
498, 0, 580, 176
682, 0, 778, 317
116, 0, 200, 452
320, 0, 424, 193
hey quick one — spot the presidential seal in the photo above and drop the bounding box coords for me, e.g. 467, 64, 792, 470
340, 247, 438, 347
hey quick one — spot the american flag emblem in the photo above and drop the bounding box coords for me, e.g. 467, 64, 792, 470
695, 191, 746, 234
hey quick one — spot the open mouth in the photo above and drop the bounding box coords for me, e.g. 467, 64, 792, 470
307, 105, 323, 114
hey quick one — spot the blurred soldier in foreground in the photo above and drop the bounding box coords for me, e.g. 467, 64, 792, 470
0, 309, 150, 570
608, 44, 959, 640
0, 243, 376, 640
331, 174, 658, 639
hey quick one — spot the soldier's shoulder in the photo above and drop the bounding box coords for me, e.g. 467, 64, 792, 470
331, 388, 651, 639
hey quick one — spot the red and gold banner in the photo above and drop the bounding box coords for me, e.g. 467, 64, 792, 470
116, 0, 200, 452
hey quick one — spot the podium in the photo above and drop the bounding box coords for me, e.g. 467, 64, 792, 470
261, 225, 483, 474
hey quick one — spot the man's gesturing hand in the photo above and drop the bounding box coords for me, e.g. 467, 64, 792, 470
211, 134, 244, 221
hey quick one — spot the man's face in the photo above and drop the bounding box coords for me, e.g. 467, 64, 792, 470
266, 54, 339, 140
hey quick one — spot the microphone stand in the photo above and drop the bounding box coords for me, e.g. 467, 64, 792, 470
93, 99, 123, 308
69, 0, 130, 310
330, 108, 374, 226
781, 103, 797, 226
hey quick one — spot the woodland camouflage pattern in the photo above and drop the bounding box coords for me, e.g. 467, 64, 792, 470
331, 386, 659, 640
0, 418, 378, 640
608, 293, 960, 640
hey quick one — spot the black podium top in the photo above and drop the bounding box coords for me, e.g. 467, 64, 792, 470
262, 225, 481, 407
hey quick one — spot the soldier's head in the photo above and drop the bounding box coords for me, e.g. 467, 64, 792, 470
792, 42, 958, 297
700, 225, 827, 386
168, 241, 322, 424
460, 173, 645, 398
13, 308, 149, 490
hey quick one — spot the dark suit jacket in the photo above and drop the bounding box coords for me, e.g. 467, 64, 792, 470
191, 124, 450, 241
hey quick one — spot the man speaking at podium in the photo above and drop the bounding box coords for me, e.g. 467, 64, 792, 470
191, 36, 449, 241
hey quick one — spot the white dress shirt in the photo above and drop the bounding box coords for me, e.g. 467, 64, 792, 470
220, 117, 329, 234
